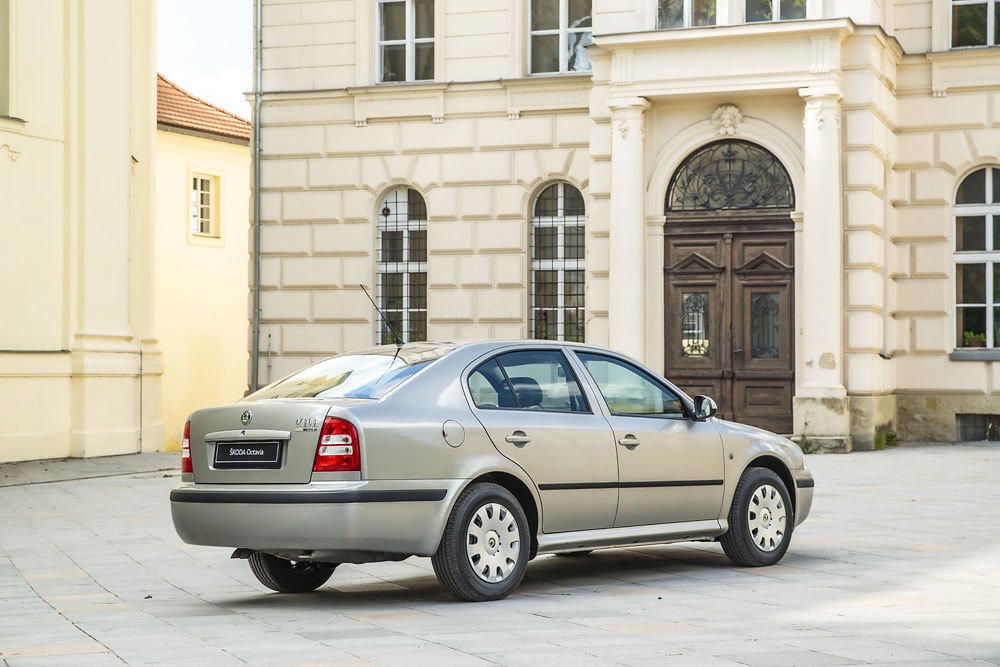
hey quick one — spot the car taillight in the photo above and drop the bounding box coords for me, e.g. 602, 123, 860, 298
313, 417, 360, 472
181, 420, 193, 474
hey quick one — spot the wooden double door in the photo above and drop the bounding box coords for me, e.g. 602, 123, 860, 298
664, 213, 794, 434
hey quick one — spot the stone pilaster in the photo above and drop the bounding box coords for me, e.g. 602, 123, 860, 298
607, 97, 650, 362
794, 86, 851, 452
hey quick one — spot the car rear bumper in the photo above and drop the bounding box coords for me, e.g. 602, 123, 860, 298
170, 480, 464, 557
793, 469, 814, 526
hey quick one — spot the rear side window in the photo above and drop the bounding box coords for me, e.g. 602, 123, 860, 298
468, 350, 589, 413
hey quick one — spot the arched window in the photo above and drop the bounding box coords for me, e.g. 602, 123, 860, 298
954, 166, 1000, 349
666, 140, 794, 212
377, 187, 427, 344
531, 182, 585, 342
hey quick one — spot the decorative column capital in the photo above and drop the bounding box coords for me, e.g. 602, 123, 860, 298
799, 86, 842, 132
798, 85, 842, 103
608, 96, 651, 113
609, 97, 650, 142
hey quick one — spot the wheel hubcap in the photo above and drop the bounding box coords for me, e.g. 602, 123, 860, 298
466, 502, 520, 583
747, 484, 786, 553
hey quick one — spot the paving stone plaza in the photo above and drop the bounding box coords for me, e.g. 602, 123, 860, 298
0, 446, 998, 666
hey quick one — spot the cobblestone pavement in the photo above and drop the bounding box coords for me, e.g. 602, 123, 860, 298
0, 446, 998, 666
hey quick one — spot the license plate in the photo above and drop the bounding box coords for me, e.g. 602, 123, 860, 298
214, 441, 282, 469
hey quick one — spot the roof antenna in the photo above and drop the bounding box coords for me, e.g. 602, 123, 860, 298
360, 284, 403, 350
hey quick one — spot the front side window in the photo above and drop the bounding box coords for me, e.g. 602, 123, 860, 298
190, 174, 219, 237
378, 0, 434, 83
576, 352, 686, 418
952, 0, 998, 47
955, 167, 1000, 348
468, 350, 589, 413
745, 0, 805, 22
530, 0, 592, 74
531, 183, 586, 342
657, 0, 716, 28
377, 186, 427, 344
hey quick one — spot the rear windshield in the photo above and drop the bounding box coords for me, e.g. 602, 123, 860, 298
247, 345, 452, 400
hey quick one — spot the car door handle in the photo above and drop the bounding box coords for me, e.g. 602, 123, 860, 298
505, 431, 531, 446
618, 435, 640, 447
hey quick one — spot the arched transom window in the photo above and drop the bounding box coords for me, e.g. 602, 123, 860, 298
377, 187, 427, 344
954, 167, 1000, 349
666, 140, 794, 212
531, 182, 585, 342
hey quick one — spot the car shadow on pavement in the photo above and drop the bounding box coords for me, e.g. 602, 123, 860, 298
216, 543, 777, 608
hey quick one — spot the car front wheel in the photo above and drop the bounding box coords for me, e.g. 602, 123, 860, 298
719, 467, 794, 567
432, 482, 530, 602
248, 552, 337, 593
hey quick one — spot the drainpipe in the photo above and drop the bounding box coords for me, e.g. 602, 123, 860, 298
250, 0, 263, 392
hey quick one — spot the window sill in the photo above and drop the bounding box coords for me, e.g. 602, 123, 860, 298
0, 115, 27, 134
949, 349, 1000, 361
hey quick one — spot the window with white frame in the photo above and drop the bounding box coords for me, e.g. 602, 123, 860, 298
745, 0, 805, 22
954, 167, 1000, 349
0, 0, 9, 116
377, 187, 427, 343
378, 0, 434, 83
531, 182, 586, 342
657, 0, 715, 28
190, 174, 219, 237
529, 0, 592, 74
951, 0, 998, 47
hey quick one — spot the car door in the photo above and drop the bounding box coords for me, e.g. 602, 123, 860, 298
468, 348, 618, 534
572, 351, 725, 528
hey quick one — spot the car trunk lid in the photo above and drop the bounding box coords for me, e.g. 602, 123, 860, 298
189, 399, 370, 484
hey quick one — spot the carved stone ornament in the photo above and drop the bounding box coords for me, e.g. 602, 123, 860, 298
614, 118, 630, 140
711, 104, 743, 136
1, 143, 20, 162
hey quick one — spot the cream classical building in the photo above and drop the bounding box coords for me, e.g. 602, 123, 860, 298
0, 1, 161, 463
254, 0, 1000, 450
155, 75, 252, 450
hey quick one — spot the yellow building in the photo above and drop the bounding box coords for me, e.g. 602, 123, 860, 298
0, 1, 160, 463
154, 75, 251, 450
255, 0, 1000, 450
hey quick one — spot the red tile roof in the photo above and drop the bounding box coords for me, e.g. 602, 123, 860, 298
156, 73, 251, 143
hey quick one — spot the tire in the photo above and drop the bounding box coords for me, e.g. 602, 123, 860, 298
431, 482, 530, 602
719, 467, 794, 567
555, 550, 593, 558
247, 552, 337, 593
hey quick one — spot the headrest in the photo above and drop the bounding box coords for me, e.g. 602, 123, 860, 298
509, 376, 543, 408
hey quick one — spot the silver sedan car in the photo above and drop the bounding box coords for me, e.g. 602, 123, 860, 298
171, 341, 814, 602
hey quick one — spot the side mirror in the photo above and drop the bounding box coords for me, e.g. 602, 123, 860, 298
693, 395, 718, 421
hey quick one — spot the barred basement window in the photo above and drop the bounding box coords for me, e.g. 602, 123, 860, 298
377, 187, 427, 344
954, 167, 1000, 349
531, 182, 585, 342
378, 0, 434, 83
529, 0, 592, 74
951, 0, 998, 47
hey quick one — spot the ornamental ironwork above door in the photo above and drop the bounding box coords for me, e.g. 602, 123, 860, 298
665, 140, 794, 212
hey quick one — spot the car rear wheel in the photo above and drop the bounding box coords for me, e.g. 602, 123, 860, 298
432, 482, 529, 602
720, 467, 793, 567
247, 552, 337, 593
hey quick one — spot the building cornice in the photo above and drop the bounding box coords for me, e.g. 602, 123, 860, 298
594, 17, 856, 50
